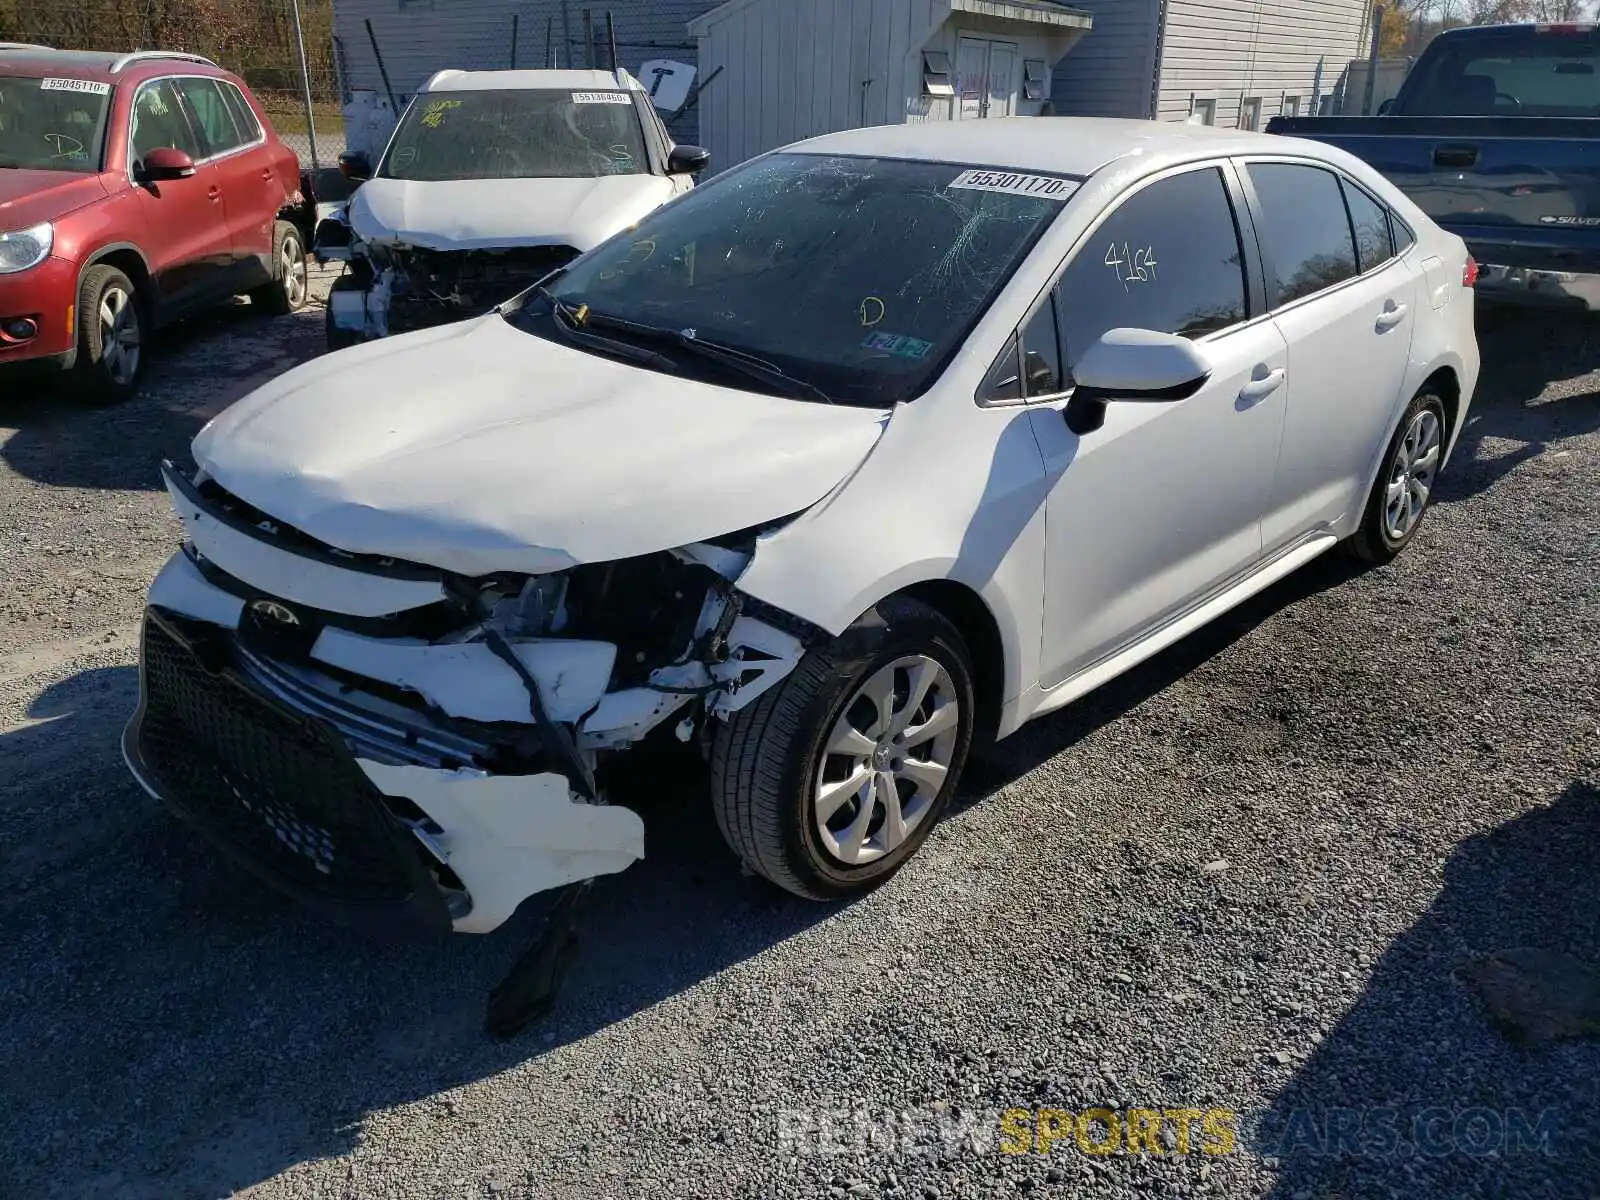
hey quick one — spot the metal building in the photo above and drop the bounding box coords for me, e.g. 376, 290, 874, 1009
688, 0, 1093, 172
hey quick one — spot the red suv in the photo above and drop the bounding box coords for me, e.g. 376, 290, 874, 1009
0, 45, 311, 403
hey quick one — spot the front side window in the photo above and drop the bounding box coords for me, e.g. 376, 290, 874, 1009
130, 79, 201, 169
511, 153, 1075, 407
1054, 166, 1248, 381
0, 75, 111, 171
1342, 178, 1395, 273
177, 78, 242, 156
380, 88, 651, 181
1247, 162, 1359, 307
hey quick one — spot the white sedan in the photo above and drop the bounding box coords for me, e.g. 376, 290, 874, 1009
125, 118, 1478, 934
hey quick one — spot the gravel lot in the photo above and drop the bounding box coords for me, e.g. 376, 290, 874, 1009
1, 281, 1596, 1200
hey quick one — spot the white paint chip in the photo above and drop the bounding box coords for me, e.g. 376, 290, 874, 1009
41, 78, 112, 95
948, 169, 1078, 199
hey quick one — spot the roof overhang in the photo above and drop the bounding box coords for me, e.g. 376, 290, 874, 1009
949, 0, 1093, 29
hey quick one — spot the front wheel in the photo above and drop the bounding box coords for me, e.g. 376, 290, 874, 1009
710, 596, 975, 901
70, 264, 145, 406
1345, 388, 1448, 564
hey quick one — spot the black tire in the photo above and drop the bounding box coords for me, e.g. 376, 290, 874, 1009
324, 276, 365, 352
710, 596, 976, 901
70, 264, 145, 406
251, 220, 307, 315
1345, 388, 1449, 564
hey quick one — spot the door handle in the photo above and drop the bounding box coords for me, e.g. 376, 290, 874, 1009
1238, 366, 1285, 404
1433, 143, 1479, 169
207, 185, 222, 202
1376, 300, 1408, 330
261, 168, 274, 181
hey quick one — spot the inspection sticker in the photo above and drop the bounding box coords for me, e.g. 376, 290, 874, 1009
572, 91, 633, 105
41, 78, 112, 95
948, 169, 1078, 199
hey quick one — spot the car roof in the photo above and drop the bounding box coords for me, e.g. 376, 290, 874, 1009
784, 117, 1322, 178
423, 68, 640, 93
0, 46, 232, 84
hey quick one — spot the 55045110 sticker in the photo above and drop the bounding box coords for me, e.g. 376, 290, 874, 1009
41, 78, 112, 95
948, 170, 1078, 199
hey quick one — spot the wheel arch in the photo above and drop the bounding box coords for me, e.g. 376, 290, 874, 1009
77, 244, 155, 317
1355, 362, 1462, 527
883, 578, 1007, 750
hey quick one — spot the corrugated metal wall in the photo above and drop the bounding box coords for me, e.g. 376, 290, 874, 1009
1048, 0, 1159, 118
1154, 0, 1369, 126
333, 0, 712, 140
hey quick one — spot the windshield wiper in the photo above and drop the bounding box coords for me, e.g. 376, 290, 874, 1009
529, 286, 677, 371
576, 310, 835, 404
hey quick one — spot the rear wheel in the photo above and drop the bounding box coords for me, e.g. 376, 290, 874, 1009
70, 264, 144, 406
710, 596, 975, 901
1346, 388, 1448, 564
251, 221, 308, 315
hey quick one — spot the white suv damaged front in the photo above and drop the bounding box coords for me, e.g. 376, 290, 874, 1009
123, 313, 887, 935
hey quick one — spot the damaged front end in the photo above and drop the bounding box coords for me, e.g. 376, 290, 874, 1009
123, 461, 815, 939
323, 236, 582, 341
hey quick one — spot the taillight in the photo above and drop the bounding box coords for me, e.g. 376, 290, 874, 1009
1463, 255, 1479, 288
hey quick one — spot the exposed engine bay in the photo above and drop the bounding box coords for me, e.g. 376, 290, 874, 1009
324, 242, 582, 338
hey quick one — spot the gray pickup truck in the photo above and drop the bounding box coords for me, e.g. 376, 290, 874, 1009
1269, 22, 1600, 309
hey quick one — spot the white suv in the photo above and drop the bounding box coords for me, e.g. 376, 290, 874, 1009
127, 118, 1478, 936
315, 67, 708, 349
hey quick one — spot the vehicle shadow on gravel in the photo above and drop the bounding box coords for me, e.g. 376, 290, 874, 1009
0, 669, 832, 1199
1437, 309, 1600, 505
1254, 776, 1600, 1199
0, 299, 326, 495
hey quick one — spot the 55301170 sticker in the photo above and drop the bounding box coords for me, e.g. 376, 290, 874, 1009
41, 78, 111, 95
948, 169, 1078, 199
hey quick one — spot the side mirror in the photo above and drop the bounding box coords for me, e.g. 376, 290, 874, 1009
1064, 328, 1210, 436
667, 144, 711, 176
138, 146, 196, 181
338, 150, 373, 182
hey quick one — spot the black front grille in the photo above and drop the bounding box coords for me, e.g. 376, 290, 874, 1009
131, 612, 449, 930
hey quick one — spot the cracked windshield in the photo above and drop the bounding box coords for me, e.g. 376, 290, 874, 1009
513, 152, 1074, 406
0, 75, 111, 170
379, 87, 649, 180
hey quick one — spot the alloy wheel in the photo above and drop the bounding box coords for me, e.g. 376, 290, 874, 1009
282, 237, 307, 308
1383, 408, 1441, 542
814, 654, 961, 866
99, 286, 141, 386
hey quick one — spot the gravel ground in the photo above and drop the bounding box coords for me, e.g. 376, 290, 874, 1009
1, 290, 1597, 1200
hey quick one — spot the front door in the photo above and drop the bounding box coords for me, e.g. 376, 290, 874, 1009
176, 76, 275, 292
956, 37, 1019, 120
126, 77, 232, 315
1241, 161, 1422, 552
1012, 164, 1288, 687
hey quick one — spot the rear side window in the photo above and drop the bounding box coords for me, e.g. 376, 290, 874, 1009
129, 79, 201, 167
178, 78, 243, 156
1342, 179, 1395, 272
1247, 163, 1359, 307
221, 82, 263, 143
1055, 166, 1248, 378
1403, 30, 1600, 116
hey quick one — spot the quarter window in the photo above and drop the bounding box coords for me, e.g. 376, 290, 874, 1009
1247, 162, 1359, 307
1342, 178, 1395, 272
1054, 166, 1248, 383
1392, 214, 1417, 254
178, 78, 243, 156
221, 82, 263, 143
130, 79, 202, 168
1020, 296, 1065, 397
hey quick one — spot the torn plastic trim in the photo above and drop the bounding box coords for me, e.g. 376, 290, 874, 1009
357, 761, 644, 934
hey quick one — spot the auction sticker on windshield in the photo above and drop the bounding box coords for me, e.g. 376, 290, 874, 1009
41, 78, 111, 95
573, 92, 633, 105
948, 169, 1078, 199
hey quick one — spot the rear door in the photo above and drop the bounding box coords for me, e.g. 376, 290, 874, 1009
175, 76, 274, 291
127, 76, 231, 315
1242, 160, 1421, 553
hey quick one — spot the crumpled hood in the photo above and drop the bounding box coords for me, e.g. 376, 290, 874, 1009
0, 170, 107, 229
191, 315, 888, 577
347, 174, 677, 251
